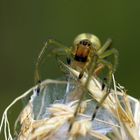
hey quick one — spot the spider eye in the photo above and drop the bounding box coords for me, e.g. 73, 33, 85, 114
79, 40, 91, 46
83, 41, 87, 45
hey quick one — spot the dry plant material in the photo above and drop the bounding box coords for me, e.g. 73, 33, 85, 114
0, 66, 140, 140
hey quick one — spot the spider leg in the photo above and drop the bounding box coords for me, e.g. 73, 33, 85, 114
69, 52, 99, 131
94, 63, 105, 76
91, 59, 114, 121
78, 58, 90, 79
99, 48, 119, 72
97, 47, 119, 92
34, 39, 70, 93
91, 46, 118, 120
97, 38, 112, 55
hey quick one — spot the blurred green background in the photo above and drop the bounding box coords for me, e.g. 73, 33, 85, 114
0, 0, 140, 138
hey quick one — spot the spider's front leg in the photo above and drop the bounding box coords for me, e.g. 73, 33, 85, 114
91, 60, 114, 120
34, 39, 70, 93
91, 46, 119, 120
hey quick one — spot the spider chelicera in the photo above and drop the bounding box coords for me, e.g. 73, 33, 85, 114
34, 33, 119, 130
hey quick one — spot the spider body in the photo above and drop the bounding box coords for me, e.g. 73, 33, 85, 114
35, 33, 119, 130
35, 33, 118, 82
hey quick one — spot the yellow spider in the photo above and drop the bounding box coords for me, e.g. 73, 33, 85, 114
34, 33, 119, 130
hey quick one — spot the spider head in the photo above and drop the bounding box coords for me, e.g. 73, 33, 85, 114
73, 33, 101, 62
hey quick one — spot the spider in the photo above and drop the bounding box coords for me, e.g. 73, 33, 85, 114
34, 33, 118, 130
